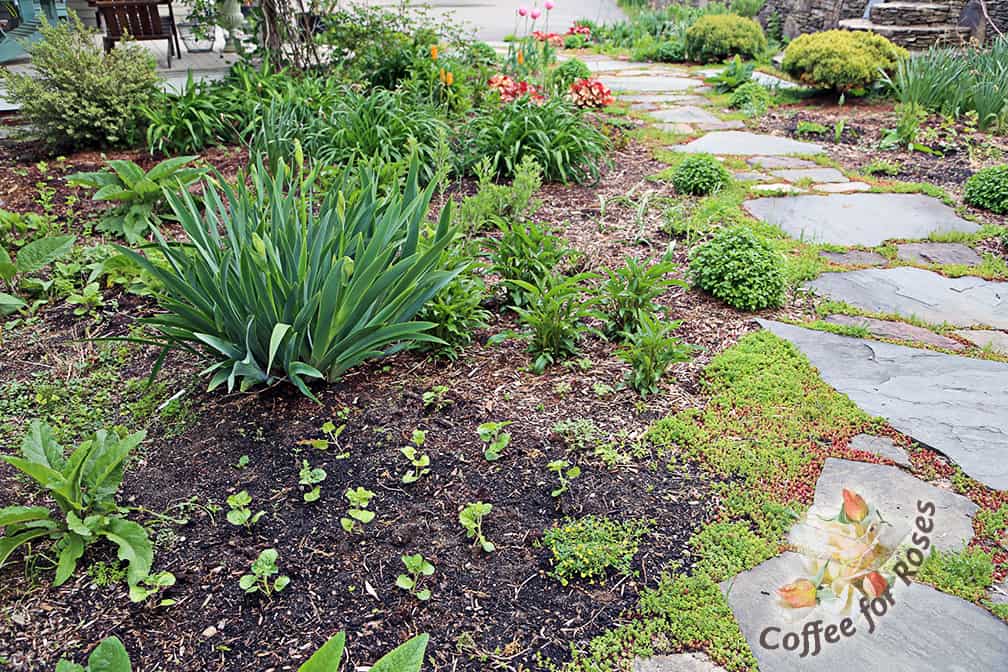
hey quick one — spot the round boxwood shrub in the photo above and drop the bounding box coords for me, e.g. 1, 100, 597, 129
672, 154, 732, 195
685, 14, 767, 64
964, 165, 1008, 214
781, 29, 907, 93
729, 81, 772, 114
548, 58, 592, 94
689, 226, 786, 311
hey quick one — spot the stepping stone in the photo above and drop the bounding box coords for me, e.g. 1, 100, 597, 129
848, 434, 911, 467
583, 59, 636, 73
751, 70, 806, 90
634, 653, 726, 672
744, 193, 980, 247
805, 267, 1008, 329
630, 95, 709, 110
819, 250, 887, 266
695, 119, 746, 131
814, 458, 977, 551
771, 167, 848, 183
824, 314, 965, 351
598, 74, 698, 92
751, 183, 805, 194
672, 131, 823, 155
747, 155, 819, 169
896, 242, 982, 266
724, 552, 1008, 672
656, 123, 695, 135
953, 329, 1008, 355
650, 106, 724, 125
733, 171, 772, 182
620, 93, 696, 104
757, 320, 1008, 490
814, 182, 871, 193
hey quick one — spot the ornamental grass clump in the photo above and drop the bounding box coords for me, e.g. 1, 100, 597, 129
123, 150, 459, 400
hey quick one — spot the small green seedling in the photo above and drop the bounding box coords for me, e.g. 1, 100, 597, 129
239, 548, 290, 596
298, 420, 348, 458
299, 460, 327, 502
459, 502, 495, 552
396, 553, 435, 601
56, 635, 131, 672
422, 385, 452, 411
401, 430, 431, 484
548, 459, 581, 497
128, 570, 176, 606
236, 455, 249, 469
478, 421, 512, 461
226, 490, 264, 529
340, 486, 375, 533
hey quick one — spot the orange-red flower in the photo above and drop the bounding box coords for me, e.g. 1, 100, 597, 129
517, 50, 525, 65
488, 74, 544, 103
445, 71, 454, 86
569, 78, 614, 108
863, 571, 888, 599
777, 578, 818, 608
842, 488, 868, 522
430, 44, 439, 60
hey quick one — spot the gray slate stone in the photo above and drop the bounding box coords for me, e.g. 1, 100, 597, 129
583, 58, 637, 73
734, 171, 772, 182
819, 250, 888, 266
814, 458, 977, 551
672, 131, 824, 155
599, 74, 699, 92
953, 329, 1008, 354
757, 320, 1008, 490
650, 106, 724, 125
848, 434, 911, 467
771, 167, 848, 183
743, 194, 980, 246
620, 93, 697, 104
634, 653, 727, 671
896, 242, 983, 266
824, 314, 965, 350
751, 183, 805, 194
804, 267, 1008, 329
751, 70, 806, 90
814, 182, 872, 193
748, 155, 819, 169
724, 552, 1008, 672
695, 119, 747, 131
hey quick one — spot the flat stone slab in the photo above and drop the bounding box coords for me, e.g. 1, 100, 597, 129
630, 95, 710, 110
751, 183, 805, 194
824, 314, 965, 350
744, 193, 980, 246
953, 329, 1008, 354
805, 267, 1008, 329
584, 58, 639, 72
650, 106, 724, 125
695, 119, 746, 131
634, 653, 726, 671
896, 242, 982, 266
848, 434, 911, 467
771, 167, 848, 183
620, 93, 697, 104
725, 552, 1008, 672
757, 320, 1008, 490
598, 75, 699, 92
656, 123, 696, 135
814, 458, 977, 551
734, 171, 772, 182
819, 249, 888, 266
748, 155, 819, 169
814, 181, 872, 193
751, 70, 806, 90
672, 131, 823, 155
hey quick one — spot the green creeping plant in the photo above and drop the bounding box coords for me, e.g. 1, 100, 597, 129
0, 421, 157, 597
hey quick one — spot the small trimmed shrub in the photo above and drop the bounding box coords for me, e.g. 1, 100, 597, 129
685, 14, 766, 64
632, 35, 687, 63
1, 15, 158, 150
782, 29, 907, 93
964, 165, 1008, 215
549, 58, 592, 94
729, 81, 772, 115
689, 226, 785, 310
672, 154, 732, 196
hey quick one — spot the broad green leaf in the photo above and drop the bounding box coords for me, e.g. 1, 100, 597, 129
14, 235, 76, 275
56, 661, 86, 672
298, 631, 345, 672
0, 505, 51, 527
54, 533, 86, 586
97, 518, 153, 587
0, 528, 53, 567
21, 420, 65, 470
107, 160, 146, 189
0, 291, 24, 314
1, 455, 64, 492
370, 633, 429, 672
93, 185, 136, 202
87, 635, 132, 672
146, 155, 199, 182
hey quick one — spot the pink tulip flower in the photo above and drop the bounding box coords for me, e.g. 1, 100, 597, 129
531, 8, 541, 19
545, 0, 555, 9
518, 6, 528, 16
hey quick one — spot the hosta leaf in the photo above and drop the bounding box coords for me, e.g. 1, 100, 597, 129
14, 235, 75, 275
370, 633, 429, 672
298, 631, 345, 672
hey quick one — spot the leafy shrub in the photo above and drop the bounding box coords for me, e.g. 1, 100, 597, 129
464, 97, 609, 184
457, 156, 542, 232
729, 81, 772, 115
632, 35, 687, 63
486, 219, 575, 306
508, 273, 601, 373
125, 154, 458, 400
416, 243, 490, 360
782, 29, 907, 93
540, 515, 651, 585
0, 422, 155, 591
685, 14, 766, 64
569, 78, 615, 109
711, 55, 754, 93
465, 41, 500, 68
729, 0, 765, 17
617, 313, 693, 396
964, 165, 1008, 214
67, 157, 205, 243
0, 15, 158, 150
549, 58, 592, 94
600, 257, 684, 335
0, 234, 75, 314
672, 154, 732, 196
689, 226, 785, 310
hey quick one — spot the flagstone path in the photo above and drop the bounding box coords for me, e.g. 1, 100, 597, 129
565, 50, 1008, 671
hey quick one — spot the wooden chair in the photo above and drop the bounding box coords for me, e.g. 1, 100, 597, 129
95, 0, 180, 67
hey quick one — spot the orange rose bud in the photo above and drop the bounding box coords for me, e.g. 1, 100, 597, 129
863, 571, 888, 599
777, 579, 817, 608
430, 45, 439, 60
842, 488, 868, 522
